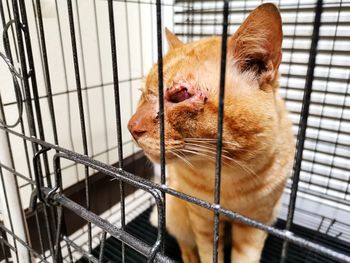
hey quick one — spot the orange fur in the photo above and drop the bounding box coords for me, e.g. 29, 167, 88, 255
128, 3, 294, 263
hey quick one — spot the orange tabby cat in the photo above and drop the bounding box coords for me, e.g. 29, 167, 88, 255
128, 3, 294, 263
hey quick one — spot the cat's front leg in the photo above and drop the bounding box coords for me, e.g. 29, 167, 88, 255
231, 223, 267, 263
187, 204, 224, 263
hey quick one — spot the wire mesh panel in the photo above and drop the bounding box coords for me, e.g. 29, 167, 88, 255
0, 0, 349, 262
0, 0, 173, 261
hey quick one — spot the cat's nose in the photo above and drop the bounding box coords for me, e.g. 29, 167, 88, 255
128, 118, 147, 140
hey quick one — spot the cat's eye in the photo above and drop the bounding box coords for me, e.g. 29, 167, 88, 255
168, 88, 192, 103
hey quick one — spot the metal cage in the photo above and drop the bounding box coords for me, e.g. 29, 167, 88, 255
0, 0, 349, 262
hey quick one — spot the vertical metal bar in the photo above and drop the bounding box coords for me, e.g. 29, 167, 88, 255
74, 0, 95, 157
106, 2, 124, 169
309, 2, 341, 195
0, 1, 33, 188
342, 79, 350, 196
106, 1, 125, 262
156, 0, 166, 252
34, 0, 59, 146
12, 0, 37, 141
1, 2, 40, 262
281, 0, 300, 99
65, 238, 74, 263
33, 212, 46, 260
33, 148, 56, 259
137, 0, 145, 159
137, 0, 144, 78
213, 1, 229, 263
5, 0, 19, 61
66, 0, 92, 254
150, 2, 155, 63
199, 0, 203, 37
123, 0, 135, 155
98, 231, 107, 263
280, 0, 323, 262
1, 1, 13, 63
54, 0, 79, 180
31, 9, 64, 256
17, 0, 52, 188
186, 0, 189, 42
92, 0, 110, 164
54, 206, 63, 262
33, 3, 65, 258
1, 6, 47, 260
190, 0, 194, 41
16, 3, 60, 260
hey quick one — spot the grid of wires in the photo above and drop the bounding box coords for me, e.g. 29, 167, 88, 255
174, 0, 350, 206
0, 0, 349, 262
173, 0, 350, 258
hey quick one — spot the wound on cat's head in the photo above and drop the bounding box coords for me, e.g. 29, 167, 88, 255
128, 3, 282, 164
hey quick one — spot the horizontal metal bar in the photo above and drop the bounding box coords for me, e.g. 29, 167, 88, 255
103, 0, 174, 7
174, 21, 350, 27
174, 4, 349, 14
42, 188, 175, 263
1, 126, 350, 262
174, 31, 350, 42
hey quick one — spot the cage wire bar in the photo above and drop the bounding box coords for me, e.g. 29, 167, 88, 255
156, 0, 167, 255
212, 1, 228, 263
1, 0, 59, 261
66, 0, 92, 254
281, 0, 323, 262
1, 128, 349, 262
0, 0, 349, 263
106, 0, 126, 262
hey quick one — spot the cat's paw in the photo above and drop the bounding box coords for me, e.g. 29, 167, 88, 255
149, 206, 158, 227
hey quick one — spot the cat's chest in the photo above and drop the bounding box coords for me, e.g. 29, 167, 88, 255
168, 163, 266, 202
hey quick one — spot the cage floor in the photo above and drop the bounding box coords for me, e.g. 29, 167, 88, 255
76, 208, 349, 263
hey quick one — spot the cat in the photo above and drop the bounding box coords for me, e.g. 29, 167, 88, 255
128, 3, 294, 263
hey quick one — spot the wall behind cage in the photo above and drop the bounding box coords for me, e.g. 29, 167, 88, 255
0, 0, 174, 209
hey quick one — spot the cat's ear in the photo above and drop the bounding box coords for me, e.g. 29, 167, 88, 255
229, 3, 282, 83
165, 28, 184, 49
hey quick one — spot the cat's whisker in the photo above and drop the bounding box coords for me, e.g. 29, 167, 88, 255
184, 138, 242, 148
226, 158, 258, 177
184, 143, 230, 154
178, 148, 216, 163
185, 145, 219, 156
169, 150, 195, 169
184, 141, 217, 149
181, 148, 248, 175
184, 138, 217, 141
179, 152, 196, 169
183, 145, 257, 177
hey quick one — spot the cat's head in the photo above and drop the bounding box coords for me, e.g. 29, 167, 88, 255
128, 3, 283, 165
